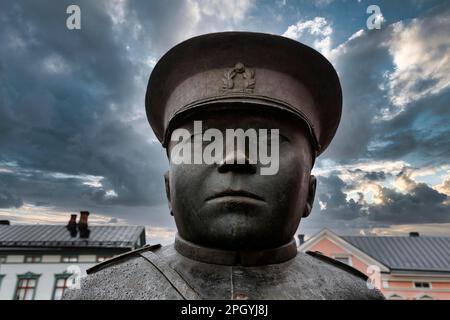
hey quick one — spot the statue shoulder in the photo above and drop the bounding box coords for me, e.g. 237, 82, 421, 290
306, 250, 368, 281
62, 244, 184, 300
304, 251, 385, 300
86, 244, 162, 275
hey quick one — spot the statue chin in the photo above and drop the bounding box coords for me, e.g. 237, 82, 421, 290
176, 211, 299, 251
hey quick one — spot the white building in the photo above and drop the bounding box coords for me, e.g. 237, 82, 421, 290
0, 212, 146, 300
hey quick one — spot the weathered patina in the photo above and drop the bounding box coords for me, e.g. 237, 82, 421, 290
64, 32, 384, 300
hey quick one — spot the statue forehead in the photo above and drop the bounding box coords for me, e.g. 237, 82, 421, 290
166, 106, 314, 162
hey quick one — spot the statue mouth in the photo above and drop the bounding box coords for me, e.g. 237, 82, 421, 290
206, 189, 265, 202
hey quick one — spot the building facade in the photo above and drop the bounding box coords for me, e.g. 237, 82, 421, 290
0, 213, 146, 300
298, 229, 450, 300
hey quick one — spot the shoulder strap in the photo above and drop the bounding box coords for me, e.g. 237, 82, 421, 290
306, 250, 369, 281
87, 244, 162, 275
139, 251, 201, 300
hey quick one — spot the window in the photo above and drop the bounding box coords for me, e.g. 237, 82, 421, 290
388, 293, 404, 300
24, 255, 42, 263
414, 282, 431, 289
0, 274, 5, 289
96, 255, 112, 262
61, 255, 78, 263
333, 255, 352, 266
52, 273, 72, 300
14, 272, 40, 300
0, 255, 6, 264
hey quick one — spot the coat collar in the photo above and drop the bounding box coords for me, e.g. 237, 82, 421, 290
174, 233, 297, 266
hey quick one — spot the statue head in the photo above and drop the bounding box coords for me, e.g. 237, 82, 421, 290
146, 32, 342, 251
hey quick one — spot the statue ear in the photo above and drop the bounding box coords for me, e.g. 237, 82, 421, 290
164, 171, 173, 216
303, 175, 316, 218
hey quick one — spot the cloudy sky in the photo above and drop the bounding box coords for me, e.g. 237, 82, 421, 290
1, 0, 449, 244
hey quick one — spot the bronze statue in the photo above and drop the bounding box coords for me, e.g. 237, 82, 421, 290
64, 32, 384, 300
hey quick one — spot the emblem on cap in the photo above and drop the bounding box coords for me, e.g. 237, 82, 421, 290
222, 62, 255, 93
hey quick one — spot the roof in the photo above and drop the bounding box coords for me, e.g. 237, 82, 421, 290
0, 224, 145, 250
343, 235, 450, 274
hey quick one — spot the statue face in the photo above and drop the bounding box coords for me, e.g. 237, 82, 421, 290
166, 107, 315, 250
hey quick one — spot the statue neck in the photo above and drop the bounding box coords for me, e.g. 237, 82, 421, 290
174, 233, 297, 266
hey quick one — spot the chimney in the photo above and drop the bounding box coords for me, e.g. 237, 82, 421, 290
78, 211, 90, 239
66, 214, 78, 237
409, 232, 420, 237
0, 220, 10, 225
298, 234, 305, 245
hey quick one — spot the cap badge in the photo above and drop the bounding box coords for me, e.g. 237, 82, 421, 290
222, 62, 255, 93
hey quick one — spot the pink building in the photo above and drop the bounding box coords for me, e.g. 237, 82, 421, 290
298, 229, 450, 300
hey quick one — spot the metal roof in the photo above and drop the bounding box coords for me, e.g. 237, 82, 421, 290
343, 235, 450, 273
0, 224, 145, 249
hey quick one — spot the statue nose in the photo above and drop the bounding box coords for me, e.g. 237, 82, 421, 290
218, 149, 257, 174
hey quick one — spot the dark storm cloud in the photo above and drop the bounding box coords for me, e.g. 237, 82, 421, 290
320, 26, 393, 162
0, 0, 260, 218
305, 3, 450, 234
1, 0, 449, 236
347, 169, 387, 182
316, 175, 364, 220
369, 183, 450, 224
322, 2, 450, 166
369, 90, 450, 165
0, 190, 23, 208
312, 168, 450, 225
117, 0, 259, 63
126, 0, 203, 57
0, 0, 168, 213
363, 171, 386, 181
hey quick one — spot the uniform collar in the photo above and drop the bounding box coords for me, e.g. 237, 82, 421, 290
174, 233, 297, 266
